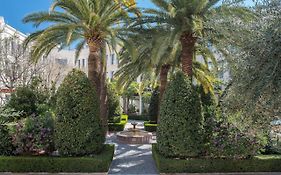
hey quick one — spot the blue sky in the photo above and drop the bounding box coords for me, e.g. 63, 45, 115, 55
0, 0, 252, 34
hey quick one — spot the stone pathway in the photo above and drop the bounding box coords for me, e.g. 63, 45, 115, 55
106, 120, 158, 175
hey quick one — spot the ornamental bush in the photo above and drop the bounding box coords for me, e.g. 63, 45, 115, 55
148, 87, 159, 122
157, 72, 204, 158
7, 87, 37, 117
107, 82, 121, 122
197, 86, 218, 155
13, 112, 55, 155
0, 125, 14, 155
55, 69, 104, 156
210, 122, 263, 159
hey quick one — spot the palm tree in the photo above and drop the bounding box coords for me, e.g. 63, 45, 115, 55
132, 0, 253, 77
116, 27, 217, 100
22, 0, 136, 129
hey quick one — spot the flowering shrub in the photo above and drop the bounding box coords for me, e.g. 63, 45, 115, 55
210, 122, 265, 159
0, 125, 14, 155
13, 112, 54, 155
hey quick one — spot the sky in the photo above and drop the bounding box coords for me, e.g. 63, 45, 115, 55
0, 0, 252, 35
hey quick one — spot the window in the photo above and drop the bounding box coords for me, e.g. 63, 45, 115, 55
82, 59, 85, 67
111, 54, 115, 65
110, 71, 114, 79
56, 58, 68, 65
77, 60, 81, 68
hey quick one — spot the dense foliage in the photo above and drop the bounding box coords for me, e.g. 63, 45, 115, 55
0, 126, 14, 156
55, 69, 104, 156
148, 87, 159, 122
13, 113, 55, 155
157, 72, 203, 158
107, 82, 121, 122
197, 86, 217, 153
215, 0, 281, 119
7, 87, 38, 117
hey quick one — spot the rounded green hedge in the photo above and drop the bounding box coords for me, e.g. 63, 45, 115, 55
7, 87, 37, 117
157, 72, 204, 158
55, 69, 105, 156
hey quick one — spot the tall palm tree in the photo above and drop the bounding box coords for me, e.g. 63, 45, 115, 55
132, 0, 253, 77
22, 0, 135, 129
116, 27, 217, 100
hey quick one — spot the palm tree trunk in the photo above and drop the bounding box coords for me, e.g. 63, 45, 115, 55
159, 64, 171, 101
100, 66, 108, 132
158, 64, 170, 123
180, 32, 197, 77
88, 44, 101, 98
88, 44, 109, 132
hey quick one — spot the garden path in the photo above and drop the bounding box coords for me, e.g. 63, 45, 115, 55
106, 120, 158, 175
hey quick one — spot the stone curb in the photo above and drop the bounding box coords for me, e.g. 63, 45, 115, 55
160, 173, 281, 175
0, 173, 107, 175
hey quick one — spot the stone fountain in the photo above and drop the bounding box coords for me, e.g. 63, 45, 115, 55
116, 122, 152, 144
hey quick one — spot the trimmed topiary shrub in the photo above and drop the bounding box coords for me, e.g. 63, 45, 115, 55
157, 72, 204, 158
148, 87, 159, 122
55, 69, 105, 156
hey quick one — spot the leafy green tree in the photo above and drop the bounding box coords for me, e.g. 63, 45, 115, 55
221, 0, 280, 118
157, 72, 203, 158
22, 0, 136, 128
55, 69, 104, 156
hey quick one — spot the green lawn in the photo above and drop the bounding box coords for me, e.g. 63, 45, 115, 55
0, 144, 114, 173
152, 144, 281, 173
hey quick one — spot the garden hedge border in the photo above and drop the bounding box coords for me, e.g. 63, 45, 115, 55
128, 114, 149, 121
0, 144, 114, 173
152, 144, 281, 173
144, 121, 157, 132
108, 115, 128, 131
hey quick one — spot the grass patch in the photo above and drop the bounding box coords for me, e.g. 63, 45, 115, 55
152, 144, 281, 173
0, 144, 114, 173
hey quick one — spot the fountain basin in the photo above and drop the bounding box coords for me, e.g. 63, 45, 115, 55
116, 129, 152, 144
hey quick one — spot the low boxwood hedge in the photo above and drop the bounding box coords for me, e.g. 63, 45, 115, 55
144, 121, 157, 132
128, 114, 149, 121
152, 144, 281, 173
108, 122, 126, 131
108, 115, 128, 132
0, 144, 114, 173
121, 114, 128, 123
